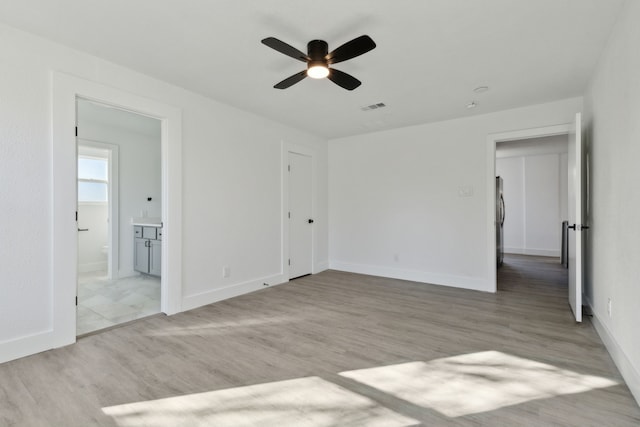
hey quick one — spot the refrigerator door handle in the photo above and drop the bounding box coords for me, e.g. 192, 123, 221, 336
500, 194, 506, 226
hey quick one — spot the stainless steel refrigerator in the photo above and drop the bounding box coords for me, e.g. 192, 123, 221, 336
496, 176, 505, 267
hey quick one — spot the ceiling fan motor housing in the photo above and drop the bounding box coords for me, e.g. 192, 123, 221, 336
307, 40, 329, 61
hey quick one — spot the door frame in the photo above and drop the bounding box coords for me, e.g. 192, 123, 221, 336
486, 123, 571, 292
77, 139, 119, 281
52, 71, 183, 348
282, 142, 316, 280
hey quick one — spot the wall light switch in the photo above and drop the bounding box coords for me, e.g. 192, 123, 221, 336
222, 266, 230, 278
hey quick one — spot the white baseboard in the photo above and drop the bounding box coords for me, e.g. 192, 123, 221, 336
78, 261, 107, 273
586, 299, 640, 406
504, 247, 521, 254
0, 329, 55, 365
505, 247, 560, 257
181, 273, 288, 312
315, 260, 329, 273
118, 270, 141, 279
328, 260, 492, 292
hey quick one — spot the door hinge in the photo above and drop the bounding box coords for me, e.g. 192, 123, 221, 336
75, 296, 78, 306
75, 211, 78, 221
75, 126, 78, 137
288, 259, 291, 266
288, 211, 291, 219
288, 164, 291, 172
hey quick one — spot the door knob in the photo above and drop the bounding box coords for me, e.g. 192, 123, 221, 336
308, 219, 314, 224
568, 224, 589, 231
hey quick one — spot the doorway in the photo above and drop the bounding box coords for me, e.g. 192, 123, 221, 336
77, 145, 112, 278
76, 99, 162, 335
495, 134, 569, 265
495, 134, 569, 294
489, 117, 585, 322
486, 124, 571, 291
77, 141, 119, 280
52, 71, 183, 349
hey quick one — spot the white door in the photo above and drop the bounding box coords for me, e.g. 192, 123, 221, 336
567, 112, 584, 322
288, 152, 313, 279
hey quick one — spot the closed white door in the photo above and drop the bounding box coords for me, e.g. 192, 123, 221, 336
568, 113, 584, 322
288, 152, 313, 279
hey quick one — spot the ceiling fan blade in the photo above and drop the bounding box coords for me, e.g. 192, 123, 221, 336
326, 35, 376, 64
328, 68, 361, 90
274, 70, 308, 89
261, 37, 309, 62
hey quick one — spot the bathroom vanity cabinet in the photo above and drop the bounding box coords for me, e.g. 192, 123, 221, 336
134, 225, 162, 276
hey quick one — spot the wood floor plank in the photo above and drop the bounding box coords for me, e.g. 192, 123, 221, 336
0, 254, 638, 426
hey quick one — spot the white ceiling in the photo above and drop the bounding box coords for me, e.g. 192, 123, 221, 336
0, 0, 625, 139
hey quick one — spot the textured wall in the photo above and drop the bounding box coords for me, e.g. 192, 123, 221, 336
584, 0, 640, 404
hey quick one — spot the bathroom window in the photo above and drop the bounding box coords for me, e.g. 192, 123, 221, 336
78, 156, 108, 203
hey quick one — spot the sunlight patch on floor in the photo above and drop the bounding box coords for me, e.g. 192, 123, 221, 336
340, 351, 618, 417
145, 315, 297, 337
102, 376, 417, 427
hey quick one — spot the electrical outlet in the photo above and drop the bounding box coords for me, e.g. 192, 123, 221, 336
222, 266, 230, 278
607, 298, 612, 318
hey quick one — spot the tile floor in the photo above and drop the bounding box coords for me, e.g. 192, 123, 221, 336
77, 270, 161, 335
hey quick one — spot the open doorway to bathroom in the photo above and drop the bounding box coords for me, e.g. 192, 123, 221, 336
76, 99, 162, 335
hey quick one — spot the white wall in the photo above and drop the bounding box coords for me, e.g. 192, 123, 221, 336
0, 23, 328, 361
496, 135, 568, 256
583, 0, 640, 404
77, 115, 162, 278
329, 98, 582, 291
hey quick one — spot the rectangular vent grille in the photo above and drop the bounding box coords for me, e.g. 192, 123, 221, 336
361, 102, 386, 111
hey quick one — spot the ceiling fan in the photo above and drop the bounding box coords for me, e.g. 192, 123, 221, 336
261, 35, 376, 90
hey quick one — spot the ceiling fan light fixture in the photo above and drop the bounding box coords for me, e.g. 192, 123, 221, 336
307, 62, 329, 79
261, 35, 375, 90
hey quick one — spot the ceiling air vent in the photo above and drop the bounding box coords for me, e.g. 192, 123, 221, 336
360, 102, 386, 111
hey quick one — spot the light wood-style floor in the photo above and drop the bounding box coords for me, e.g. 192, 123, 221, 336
1, 255, 639, 426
